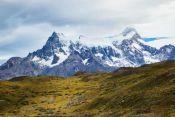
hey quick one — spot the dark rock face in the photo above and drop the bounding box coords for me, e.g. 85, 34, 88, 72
52, 54, 60, 65
0, 59, 46, 80
159, 44, 175, 60
0, 28, 175, 80
0, 57, 23, 70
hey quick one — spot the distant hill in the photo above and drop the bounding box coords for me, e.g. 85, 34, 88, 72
0, 60, 175, 116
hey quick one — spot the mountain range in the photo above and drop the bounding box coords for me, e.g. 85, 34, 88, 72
1, 27, 175, 80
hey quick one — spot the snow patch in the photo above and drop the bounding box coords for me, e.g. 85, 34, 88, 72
82, 59, 88, 65
95, 53, 103, 58
32, 52, 69, 67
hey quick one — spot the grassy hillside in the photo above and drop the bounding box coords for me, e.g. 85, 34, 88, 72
0, 61, 175, 117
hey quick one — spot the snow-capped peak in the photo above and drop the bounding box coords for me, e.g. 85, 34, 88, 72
46, 32, 67, 46
29, 28, 160, 68
122, 27, 137, 36
51, 32, 65, 38
2, 27, 175, 79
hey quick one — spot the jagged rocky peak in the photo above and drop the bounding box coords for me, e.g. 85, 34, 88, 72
47, 32, 64, 43
51, 32, 65, 38
26, 32, 68, 61
44, 32, 66, 49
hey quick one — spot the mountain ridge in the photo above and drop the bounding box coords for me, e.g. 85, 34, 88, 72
1, 27, 175, 79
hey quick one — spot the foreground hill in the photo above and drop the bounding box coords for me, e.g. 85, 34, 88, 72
0, 61, 175, 116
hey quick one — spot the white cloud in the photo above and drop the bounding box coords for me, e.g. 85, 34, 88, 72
134, 0, 175, 37
146, 38, 175, 49
0, 0, 175, 63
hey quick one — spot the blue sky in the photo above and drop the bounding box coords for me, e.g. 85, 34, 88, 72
143, 37, 169, 42
0, 0, 175, 64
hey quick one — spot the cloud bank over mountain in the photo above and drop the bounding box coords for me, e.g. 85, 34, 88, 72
0, 0, 175, 64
